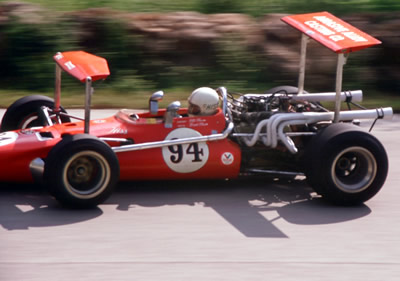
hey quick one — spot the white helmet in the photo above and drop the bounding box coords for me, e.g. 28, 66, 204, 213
188, 87, 219, 116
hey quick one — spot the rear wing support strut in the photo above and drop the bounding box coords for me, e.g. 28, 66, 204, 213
297, 34, 309, 96
297, 34, 348, 122
334, 53, 348, 123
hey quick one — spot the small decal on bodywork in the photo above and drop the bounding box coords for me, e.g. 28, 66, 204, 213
93, 119, 106, 124
109, 127, 128, 134
221, 152, 234, 165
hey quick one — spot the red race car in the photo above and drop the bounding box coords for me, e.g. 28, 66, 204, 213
0, 12, 393, 207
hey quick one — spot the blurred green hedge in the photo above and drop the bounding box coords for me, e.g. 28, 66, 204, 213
0, 1, 399, 98
0, 15, 272, 93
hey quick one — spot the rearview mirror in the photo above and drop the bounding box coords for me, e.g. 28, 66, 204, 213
164, 101, 181, 128
149, 90, 164, 115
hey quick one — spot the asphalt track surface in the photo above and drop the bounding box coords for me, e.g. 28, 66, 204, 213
0, 109, 399, 281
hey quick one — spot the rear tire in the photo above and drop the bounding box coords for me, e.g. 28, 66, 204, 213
304, 123, 388, 205
1, 95, 70, 131
265, 85, 304, 95
44, 134, 120, 208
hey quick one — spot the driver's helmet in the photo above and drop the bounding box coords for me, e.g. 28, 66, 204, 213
188, 87, 219, 116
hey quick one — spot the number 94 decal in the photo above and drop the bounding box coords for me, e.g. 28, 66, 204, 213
162, 128, 209, 173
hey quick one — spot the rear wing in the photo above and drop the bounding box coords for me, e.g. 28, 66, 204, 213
281, 11, 381, 53
281, 12, 382, 122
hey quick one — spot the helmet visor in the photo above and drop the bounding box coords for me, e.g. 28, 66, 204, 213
188, 102, 201, 115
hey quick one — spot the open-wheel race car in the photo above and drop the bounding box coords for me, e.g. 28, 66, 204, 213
0, 12, 393, 208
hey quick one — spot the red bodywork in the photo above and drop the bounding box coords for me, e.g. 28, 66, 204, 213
0, 50, 241, 183
0, 108, 241, 182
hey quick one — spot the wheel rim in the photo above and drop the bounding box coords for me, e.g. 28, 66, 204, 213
331, 146, 377, 193
20, 114, 40, 129
62, 151, 111, 199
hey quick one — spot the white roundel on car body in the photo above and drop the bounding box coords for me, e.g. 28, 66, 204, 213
162, 128, 209, 173
0, 132, 18, 147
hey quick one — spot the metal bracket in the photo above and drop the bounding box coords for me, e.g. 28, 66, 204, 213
40, 106, 53, 126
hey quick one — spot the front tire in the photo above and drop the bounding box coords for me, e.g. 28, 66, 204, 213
1, 95, 70, 132
44, 134, 120, 208
304, 123, 388, 205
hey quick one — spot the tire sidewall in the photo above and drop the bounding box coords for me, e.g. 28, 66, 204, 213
1, 95, 70, 131
304, 124, 388, 205
45, 134, 120, 208
321, 132, 388, 204
264, 85, 302, 95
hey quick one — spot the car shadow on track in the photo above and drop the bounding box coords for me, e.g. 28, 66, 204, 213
0, 183, 103, 231
112, 178, 371, 238
0, 178, 371, 238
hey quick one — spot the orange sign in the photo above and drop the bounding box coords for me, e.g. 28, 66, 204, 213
281, 11, 381, 53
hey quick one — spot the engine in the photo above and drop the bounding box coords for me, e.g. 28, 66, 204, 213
229, 91, 322, 133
